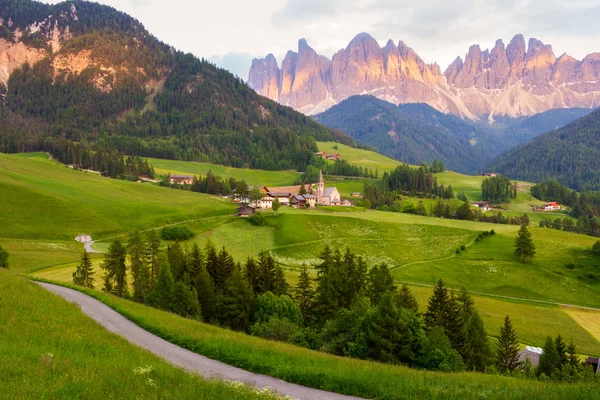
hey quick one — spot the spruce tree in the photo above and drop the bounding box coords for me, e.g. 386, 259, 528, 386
444, 293, 466, 353
363, 294, 414, 364
273, 265, 289, 296
367, 263, 395, 305
145, 230, 161, 289
187, 243, 204, 283
0, 243, 8, 269
244, 257, 261, 294
514, 224, 536, 263
167, 242, 186, 282
554, 334, 569, 367
396, 284, 419, 313
424, 278, 449, 329
73, 251, 95, 288
128, 231, 149, 302
195, 262, 216, 322
348, 255, 368, 305
148, 259, 174, 311
257, 252, 277, 294
567, 341, 581, 369
101, 239, 128, 298
172, 273, 202, 319
496, 315, 521, 372
294, 266, 314, 322
222, 265, 254, 331
464, 311, 492, 371
539, 336, 561, 377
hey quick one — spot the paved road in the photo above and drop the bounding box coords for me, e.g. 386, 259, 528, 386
36, 282, 364, 400
83, 241, 99, 253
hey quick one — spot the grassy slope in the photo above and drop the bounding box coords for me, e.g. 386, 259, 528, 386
0, 270, 279, 400
32, 279, 598, 400
317, 141, 404, 172
148, 157, 300, 187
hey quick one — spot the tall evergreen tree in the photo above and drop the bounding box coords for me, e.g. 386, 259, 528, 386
148, 258, 174, 311
424, 278, 449, 329
244, 257, 261, 294
273, 265, 289, 296
294, 266, 314, 322
222, 265, 254, 331
167, 242, 186, 282
514, 224, 536, 263
102, 239, 128, 298
73, 251, 95, 288
539, 336, 561, 377
187, 243, 204, 283
463, 311, 492, 372
145, 230, 161, 289
367, 263, 395, 305
128, 231, 149, 302
194, 262, 216, 322
496, 315, 521, 372
554, 334, 569, 367
396, 284, 419, 313
172, 273, 202, 319
0, 243, 8, 269
257, 252, 277, 294
348, 255, 368, 305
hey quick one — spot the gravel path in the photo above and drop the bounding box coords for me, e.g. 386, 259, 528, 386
36, 282, 365, 400
83, 241, 99, 253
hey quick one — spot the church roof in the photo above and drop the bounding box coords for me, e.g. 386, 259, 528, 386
322, 187, 338, 198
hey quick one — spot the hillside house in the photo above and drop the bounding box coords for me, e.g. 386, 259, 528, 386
586, 357, 600, 374
519, 346, 543, 366
342, 199, 352, 207
290, 194, 317, 208
255, 193, 274, 209
268, 192, 292, 206
265, 185, 304, 196
237, 205, 255, 217
303, 194, 317, 208
543, 202, 561, 211
471, 201, 490, 212
482, 173, 497, 178
168, 174, 194, 185
351, 192, 362, 197
315, 152, 342, 161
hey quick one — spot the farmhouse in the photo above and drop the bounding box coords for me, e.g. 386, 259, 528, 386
482, 173, 497, 178
315, 151, 342, 161
256, 193, 274, 209
168, 174, 194, 185
264, 185, 304, 196
237, 205, 255, 217
543, 202, 561, 211
303, 194, 317, 208
268, 192, 292, 206
342, 199, 352, 207
351, 192, 362, 197
519, 346, 543, 366
290, 194, 317, 208
471, 201, 490, 212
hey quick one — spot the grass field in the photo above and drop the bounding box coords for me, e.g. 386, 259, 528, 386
148, 157, 301, 187
32, 279, 599, 400
317, 141, 403, 172
0, 270, 280, 400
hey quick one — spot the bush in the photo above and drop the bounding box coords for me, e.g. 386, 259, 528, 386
460, 245, 466, 251
248, 212, 266, 226
160, 226, 194, 241
0, 243, 8, 269
250, 317, 300, 342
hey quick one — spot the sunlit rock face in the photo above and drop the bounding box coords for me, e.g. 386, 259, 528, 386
249, 33, 600, 120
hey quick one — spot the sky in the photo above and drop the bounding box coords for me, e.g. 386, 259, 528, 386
44, 0, 600, 80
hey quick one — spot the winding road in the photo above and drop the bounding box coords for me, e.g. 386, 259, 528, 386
36, 282, 364, 400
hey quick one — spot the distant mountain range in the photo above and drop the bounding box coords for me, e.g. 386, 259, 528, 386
315, 95, 591, 173
489, 108, 600, 191
249, 33, 600, 119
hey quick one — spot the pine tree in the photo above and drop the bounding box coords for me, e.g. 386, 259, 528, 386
101, 239, 128, 298
172, 273, 202, 319
294, 266, 314, 322
195, 262, 216, 322
73, 251, 95, 288
167, 242, 186, 282
444, 292, 466, 353
244, 257, 261, 294
0, 243, 8, 269
395, 284, 419, 313
145, 230, 161, 289
187, 243, 204, 282
539, 336, 561, 377
464, 311, 492, 371
128, 231, 149, 302
496, 315, 521, 372
456, 287, 475, 324
367, 263, 395, 305
273, 265, 289, 296
363, 294, 414, 364
424, 278, 449, 329
222, 266, 254, 331
148, 259, 174, 311
554, 334, 569, 367
348, 254, 368, 306
567, 341, 581, 369
257, 252, 277, 294
514, 224, 536, 263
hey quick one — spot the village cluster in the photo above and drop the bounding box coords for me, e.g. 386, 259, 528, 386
168, 170, 355, 216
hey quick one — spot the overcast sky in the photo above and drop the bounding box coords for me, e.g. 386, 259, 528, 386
44, 0, 600, 80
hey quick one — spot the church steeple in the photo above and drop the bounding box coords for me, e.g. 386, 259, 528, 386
317, 169, 324, 204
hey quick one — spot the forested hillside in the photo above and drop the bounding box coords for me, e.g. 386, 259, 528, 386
0, 0, 351, 171
489, 109, 600, 191
314, 96, 494, 173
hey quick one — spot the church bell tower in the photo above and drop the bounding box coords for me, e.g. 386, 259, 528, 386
317, 169, 324, 204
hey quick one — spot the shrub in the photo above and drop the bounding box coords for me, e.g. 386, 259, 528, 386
460, 245, 466, 251
490, 230, 496, 235
248, 212, 266, 226
161, 225, 194, 241
250, 317, 300, 342
0, 243, 8, 269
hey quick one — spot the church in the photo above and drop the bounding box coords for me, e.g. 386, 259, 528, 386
317, 170, 341, 206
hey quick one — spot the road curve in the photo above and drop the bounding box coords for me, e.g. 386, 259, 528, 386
36, 282, 364, 400
83, 241, 99, 253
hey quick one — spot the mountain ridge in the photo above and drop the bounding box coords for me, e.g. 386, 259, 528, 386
249, 33, 600, 119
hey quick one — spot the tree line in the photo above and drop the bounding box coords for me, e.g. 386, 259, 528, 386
73, 240, 593, 380
481, 175, 518, 203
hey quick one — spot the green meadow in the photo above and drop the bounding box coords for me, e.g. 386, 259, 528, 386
317, 141, 403, 172
0, 270, 280, 400
28, 278, 598, 400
